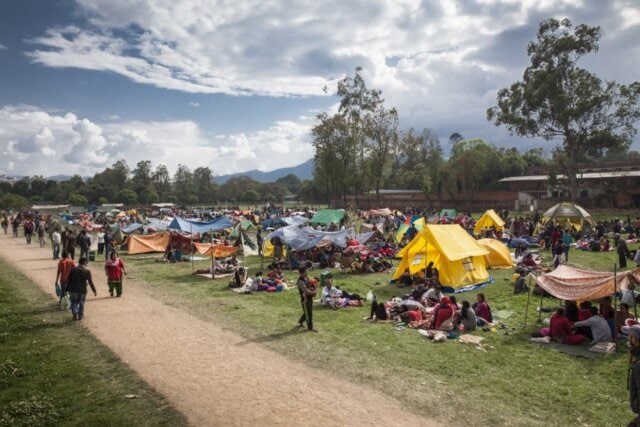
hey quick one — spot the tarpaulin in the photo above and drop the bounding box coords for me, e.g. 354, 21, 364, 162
127, 232, 171, 255
193, 242, 238, 258
529, 265, 640, 301
169, 216, 233, 233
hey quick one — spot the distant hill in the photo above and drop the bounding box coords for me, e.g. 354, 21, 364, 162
215, 158, 314, 184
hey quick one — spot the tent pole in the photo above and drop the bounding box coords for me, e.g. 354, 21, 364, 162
613, 264, 618, 342
537, 285, 544, 324
190, 224, 194, 273
214, 227, 216, 281
523, 275, 532, 327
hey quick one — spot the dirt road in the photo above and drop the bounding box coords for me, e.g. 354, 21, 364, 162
0, 233, 438, 426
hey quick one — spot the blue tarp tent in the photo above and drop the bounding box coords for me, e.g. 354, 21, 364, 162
121, 223, 143, 234
168, 216, 233, 233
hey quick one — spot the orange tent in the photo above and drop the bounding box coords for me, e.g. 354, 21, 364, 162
127, 232, 170, 255
193, 242, 238, 258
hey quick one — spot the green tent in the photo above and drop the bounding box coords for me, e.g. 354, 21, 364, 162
439, 209, 457, 218
310, 209, 345, 226
229, 220, 257, 237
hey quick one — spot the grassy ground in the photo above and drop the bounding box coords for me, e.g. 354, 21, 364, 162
123, 246, 634, 426
0, 257, 187, 427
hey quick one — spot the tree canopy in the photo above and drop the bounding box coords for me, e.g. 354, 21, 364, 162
487, 18, 640, 200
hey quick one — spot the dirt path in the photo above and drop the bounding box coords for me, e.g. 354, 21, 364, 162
0, 233, 439, 427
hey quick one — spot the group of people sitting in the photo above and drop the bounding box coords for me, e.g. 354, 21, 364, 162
366, 279, 494, 333
533, 296, 635, 345
318, 274, 364, 309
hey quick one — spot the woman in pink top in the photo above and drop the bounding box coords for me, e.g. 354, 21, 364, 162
105, 251, 126, 297
472, 293, 493, 326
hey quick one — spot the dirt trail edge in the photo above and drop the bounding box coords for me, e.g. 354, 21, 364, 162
0, 234, 439, 427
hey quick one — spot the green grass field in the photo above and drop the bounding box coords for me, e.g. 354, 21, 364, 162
123, 244, 636, 426
0, 257, 187, 427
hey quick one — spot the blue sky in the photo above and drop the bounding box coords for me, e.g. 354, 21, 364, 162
0, 0, 638, 178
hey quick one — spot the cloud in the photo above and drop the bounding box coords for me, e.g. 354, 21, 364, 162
0, 105, 313, 177
189, 101, 200, 107
0, 42, 6, 50
21, 0, 640, 152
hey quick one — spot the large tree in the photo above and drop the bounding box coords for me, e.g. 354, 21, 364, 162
487, 18, 640, 201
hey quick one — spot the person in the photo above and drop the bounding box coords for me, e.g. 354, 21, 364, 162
431, 297, 454, 331
562, 229, 572, 262
565, 300, 579, 323
552, 240, 563, 269
404, 223, 418, 241
513, 270, 528, 294
104, 251, 126, 297
549, 307, 585, 345
628, 332, 640, 426
256, 229, 263, 257
573, 306, 612, 344
77, 229, 91, 262
104, 230, 113, 260
619, 238, 631, 269
320, 277, 342, 309
1, 216, 7, 234
65, 229, 76, 260
472, 293, 493, 326
51, 228, 61, 260
617, 303, 635, 335
296, 267, 317, 332
623, 284, 639, 308
37, 222, 46, 248
398, 268, 413, 287
66, 257, 97, 321
599, 296, 616, 337
459, 300, 477, 331
55, 251, 75, 307
97, 230, 105, 255
23, 219, 34, 244
11, 216, 19, 237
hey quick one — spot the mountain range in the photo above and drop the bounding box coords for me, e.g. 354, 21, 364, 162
214, 158, 314, 184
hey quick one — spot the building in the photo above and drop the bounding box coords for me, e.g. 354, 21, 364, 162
499, 160, 640, 208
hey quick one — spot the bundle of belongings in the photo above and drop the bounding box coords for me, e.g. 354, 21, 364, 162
340, 246, 393, 273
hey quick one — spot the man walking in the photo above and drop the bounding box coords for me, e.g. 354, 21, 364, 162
51, 228, 61, 260
65, 257, 97, 321
77, 229, 91, 262
55, 251, 75, 307
296, 267, 317, 332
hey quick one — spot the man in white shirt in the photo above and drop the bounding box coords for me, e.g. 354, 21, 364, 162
320, 278, 342, 309
51, 229, 61, 260
573, 307, 613, 344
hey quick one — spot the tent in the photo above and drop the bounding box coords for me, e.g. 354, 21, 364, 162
121, 223, 143, 234
439, 209, 457, 218
309, 209, 345, 226
193, 242, 238, 258
477, 238, 513, 269
474, 209, 505, 235
168, 216, 233, 234
529, 265, 640, 301
229, 220, 257, 237
127, 232, 171, 255
542, 202, 595, 231
394, 217, 426, 243
281, 215, 309, 226
393, 224, 491, 292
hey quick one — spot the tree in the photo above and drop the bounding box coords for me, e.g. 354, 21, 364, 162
132, 160, 153, 193
173, 164, 193, 203
242, 190, 259, 204
0, 193, 29, 209
114, 189, 138, 206
487, 18, 640, 201
275, 174, 302, 193
69, 194, 88, 206
193, 167, 214, 203
140, 188, 159, 205
366, 106, 399, 201
449, 132, 464, 145
98, 197, 108, 205
152, 164, 171, 199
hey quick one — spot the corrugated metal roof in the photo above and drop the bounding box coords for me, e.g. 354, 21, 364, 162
500, 170, 640, 182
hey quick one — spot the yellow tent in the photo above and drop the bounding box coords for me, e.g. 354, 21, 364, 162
263, 240, 287, 258
393, 224, 491, 292
477, 238, 513, 269
473, 209, 505, 235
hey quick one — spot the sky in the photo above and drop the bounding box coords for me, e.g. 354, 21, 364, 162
0, 0, 639, 179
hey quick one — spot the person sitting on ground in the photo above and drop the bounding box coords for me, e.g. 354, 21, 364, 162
366, 295, 390, 321
617, 303, 635, 336
425, 284, 443, 305
226, 254, 238, 267
623, 283, 639, 307
599, 296, 616, 337
513, 270, 528, 294
459, 300, 477, 332
430, 296, 454, 331
398, 268, 413, 287
573, 306, 612, 344
320, 277, 343, 309
549, 307, 585, 345
229, 267, 247, 288
564, 300, 579, 323
472, 293, 493, 326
